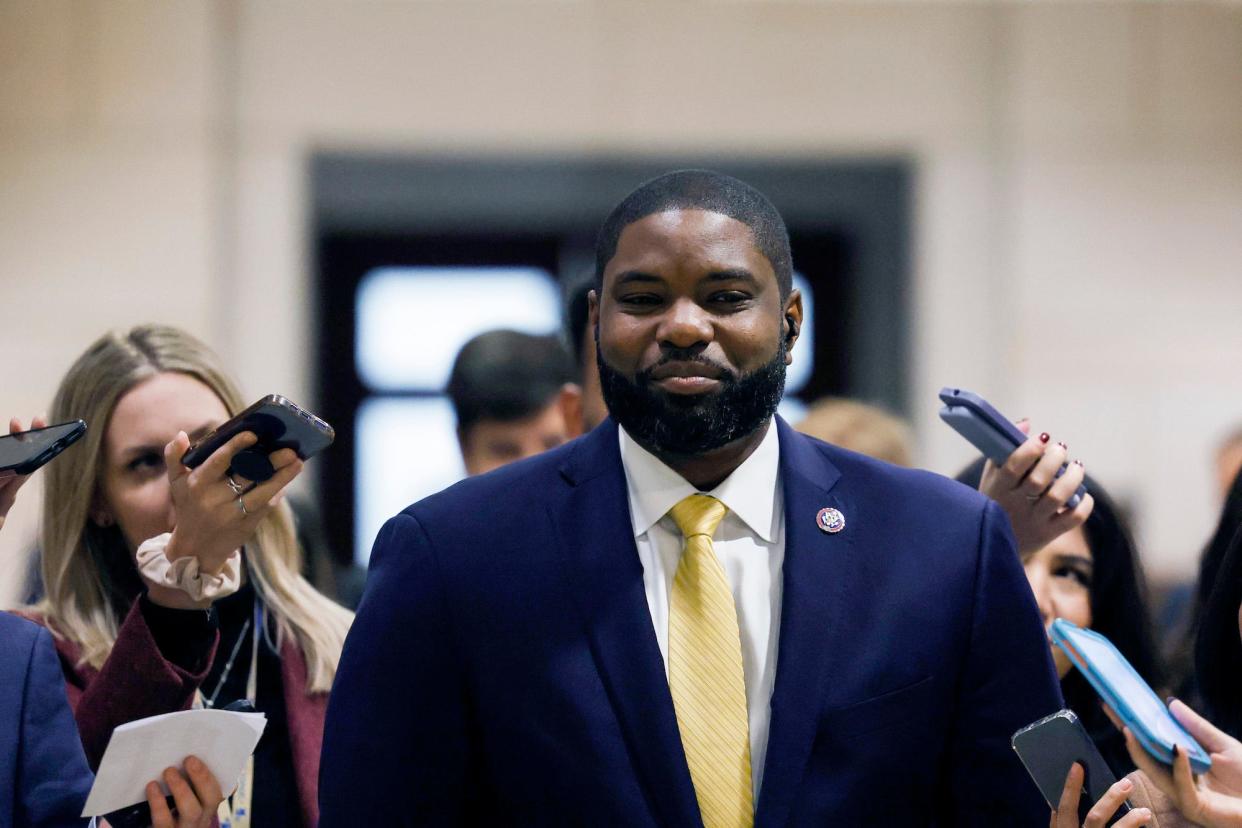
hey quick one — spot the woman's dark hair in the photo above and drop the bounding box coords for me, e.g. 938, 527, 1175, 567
1193, 468, 1242, 739
956, 459, 1166, 772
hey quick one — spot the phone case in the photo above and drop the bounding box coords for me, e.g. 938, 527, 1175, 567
0, 420, 87, 476
938, 387, 1085, 509
181, 395, 334, 478
1051, 619, 1211, 774
1012, 709, 1129, 825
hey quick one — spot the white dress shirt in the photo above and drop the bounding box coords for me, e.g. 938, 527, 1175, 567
618, 421, 785, 799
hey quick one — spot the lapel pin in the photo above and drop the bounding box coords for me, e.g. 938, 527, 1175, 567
816, 507, 845, 534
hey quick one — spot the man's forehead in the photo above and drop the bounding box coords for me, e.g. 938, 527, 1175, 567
607, 208, 769, 273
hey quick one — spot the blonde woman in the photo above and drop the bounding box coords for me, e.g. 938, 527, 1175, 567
18, 325, 352, 827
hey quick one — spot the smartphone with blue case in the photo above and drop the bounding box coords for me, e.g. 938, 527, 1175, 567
938, 387, 1086, 509
1051, 619, 1211, 774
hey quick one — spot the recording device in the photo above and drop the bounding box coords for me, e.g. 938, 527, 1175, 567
1052, 619, 1212, 774
1012, 709, 1130, 825
938, 387, 1086, 509
0, 420, 86, 479
182, 395, 334, 483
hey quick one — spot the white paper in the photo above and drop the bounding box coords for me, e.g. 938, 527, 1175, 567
82, 709, 266, 817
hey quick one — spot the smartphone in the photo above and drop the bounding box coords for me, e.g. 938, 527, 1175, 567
1052, 618, 1211, 774
0, 420, 87, 479
181, 395, 334, 483
101, 794, 177, 828
1013, 709, 1130, 825
938, 387, 1086, 509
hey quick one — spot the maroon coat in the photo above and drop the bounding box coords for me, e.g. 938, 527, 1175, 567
18, 601, 327, 827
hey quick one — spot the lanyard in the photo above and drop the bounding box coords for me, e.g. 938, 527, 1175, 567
217, 601, 262, 828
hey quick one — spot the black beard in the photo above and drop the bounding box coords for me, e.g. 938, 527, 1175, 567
597, 338, 787, 456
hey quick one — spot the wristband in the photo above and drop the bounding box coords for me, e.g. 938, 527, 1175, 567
135, 532, 241, 602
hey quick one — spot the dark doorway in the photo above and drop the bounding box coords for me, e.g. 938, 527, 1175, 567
312, 156, 912, 571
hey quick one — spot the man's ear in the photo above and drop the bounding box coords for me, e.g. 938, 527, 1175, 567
782, 288, 804, 364
558, 383, 585, 438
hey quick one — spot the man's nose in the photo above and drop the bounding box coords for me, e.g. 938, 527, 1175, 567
656, 299, 712, 349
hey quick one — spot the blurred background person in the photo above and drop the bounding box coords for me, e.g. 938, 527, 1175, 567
1171, 467, 1242, 714
2, 416, 225, 828
565, 276, 609, 434
794, 396, 914, 466
960, 456, 1166, 776
1216, 428, 1242, 506
446, 329, 580, 476
17, 325, 351, 828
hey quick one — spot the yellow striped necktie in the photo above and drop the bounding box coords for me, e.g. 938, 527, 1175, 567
667, 494, 754, 828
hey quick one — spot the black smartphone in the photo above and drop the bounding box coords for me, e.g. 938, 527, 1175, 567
181, 395, 334, 483
101, 794, 177, 828
0, 420, 87, 479
1012, 709, 1131, 825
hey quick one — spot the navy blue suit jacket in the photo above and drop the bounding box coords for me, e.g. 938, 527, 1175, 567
0, 611, 93, 828
321, 419, 1063, 825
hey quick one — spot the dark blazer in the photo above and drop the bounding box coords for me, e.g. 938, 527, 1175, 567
320, 418, 1063, 826
19, 599, 329, 827
0, 611, 93, 828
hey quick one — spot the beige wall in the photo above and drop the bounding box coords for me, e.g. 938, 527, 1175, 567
2, 1, 1240, 603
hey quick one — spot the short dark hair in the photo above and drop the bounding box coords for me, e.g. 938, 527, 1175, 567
446, 330, 575, 433
594, 170, 793, 297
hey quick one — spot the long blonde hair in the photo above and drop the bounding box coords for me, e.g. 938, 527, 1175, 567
35, 324, 352, 692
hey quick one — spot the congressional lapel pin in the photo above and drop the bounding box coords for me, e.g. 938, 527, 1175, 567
816, 507, 845, 534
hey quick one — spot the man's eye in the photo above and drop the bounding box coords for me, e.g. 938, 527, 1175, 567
711, 291, 751, 305
619, 294, 662, 306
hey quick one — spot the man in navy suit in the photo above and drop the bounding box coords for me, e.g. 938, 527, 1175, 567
320, 170, 1063, 825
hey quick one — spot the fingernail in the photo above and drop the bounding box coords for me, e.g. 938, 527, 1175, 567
1171, 744, 1179, 757
1057, 441, 1068, 450
1119, 777, 1133, 792
1039, 432, 1050, 443
1016, 417, 1029, 424
186, 756, 200, 770
1073, 459, 1084, 467
1166, 695, 1178, 706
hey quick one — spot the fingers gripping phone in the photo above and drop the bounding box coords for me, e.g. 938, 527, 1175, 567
1013, 709, 1131, 825
938, 387, 1087, 508
0, 420, 87, 479
1052, 619, 1212, 774
181, 395, 334, 483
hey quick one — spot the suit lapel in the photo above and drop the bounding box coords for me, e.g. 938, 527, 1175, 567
550, 420, 703, 828
755, 419, 852, 828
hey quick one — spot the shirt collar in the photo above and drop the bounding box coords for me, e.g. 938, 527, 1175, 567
618, 419, 781, 543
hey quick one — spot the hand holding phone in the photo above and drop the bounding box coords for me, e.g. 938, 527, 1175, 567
940, 388, 1093, 554
1013, 709, 1132, 825
939, 387, 1087, 508
182, 395, 333, 483
1052, 619, 1211, 774
1, 417, 85, 530
1120, 698, 1242, 827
